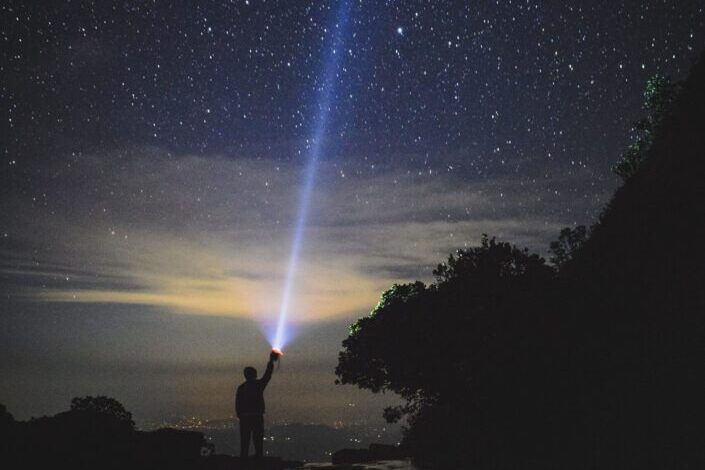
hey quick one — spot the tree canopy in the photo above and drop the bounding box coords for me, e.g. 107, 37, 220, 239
548, 225, 588, 268
336, 236, 555, 466
70, 395, 135, 429
612, 75, 680, 180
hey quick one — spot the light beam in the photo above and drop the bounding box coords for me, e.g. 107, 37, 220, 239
271, 1, 353, 351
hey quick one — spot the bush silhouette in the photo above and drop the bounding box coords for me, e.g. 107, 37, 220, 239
0, 397, 214, 470
70, 395, 135, 429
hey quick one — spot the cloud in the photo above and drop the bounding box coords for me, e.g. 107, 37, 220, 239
1, 147, 604, 323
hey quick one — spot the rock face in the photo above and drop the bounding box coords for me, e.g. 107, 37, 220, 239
303, 462, 417, 470
137, 428, 209, 463
199, 455, 304, 469
332, 444, 407, 465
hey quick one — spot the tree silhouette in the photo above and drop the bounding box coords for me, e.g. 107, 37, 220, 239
612, 75, 680, 180
70, 395, 135, 429
549, 225, 588, 268
336, 236, 554, 467
0, 398, 220, 469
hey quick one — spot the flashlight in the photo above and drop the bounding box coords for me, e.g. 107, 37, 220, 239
271, 348, 283, 361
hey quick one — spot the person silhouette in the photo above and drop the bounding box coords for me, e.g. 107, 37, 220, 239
236, 350, 280, 460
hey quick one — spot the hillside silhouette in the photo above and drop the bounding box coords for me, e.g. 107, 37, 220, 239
0, 397, 302, 470
551, 49, 705, 468
337, 51, 705, 469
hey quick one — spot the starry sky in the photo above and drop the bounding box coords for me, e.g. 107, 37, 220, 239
1, 1, 703, 428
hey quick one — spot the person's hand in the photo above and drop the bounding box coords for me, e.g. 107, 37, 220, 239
270, 348, 283, 362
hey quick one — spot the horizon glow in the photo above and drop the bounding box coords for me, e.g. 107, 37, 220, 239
270, 1, 353, 351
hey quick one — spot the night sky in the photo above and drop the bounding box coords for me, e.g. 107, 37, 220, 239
1, 1, 703, 429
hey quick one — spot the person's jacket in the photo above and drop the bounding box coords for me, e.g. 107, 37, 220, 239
235, 361, 274, 417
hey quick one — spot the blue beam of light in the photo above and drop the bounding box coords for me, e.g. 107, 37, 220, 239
271, 1, 353, 351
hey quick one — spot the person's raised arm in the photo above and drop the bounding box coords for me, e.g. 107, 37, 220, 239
260, 353, 275, 388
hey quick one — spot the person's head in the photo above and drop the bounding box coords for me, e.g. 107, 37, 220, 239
244, 366, 257, 381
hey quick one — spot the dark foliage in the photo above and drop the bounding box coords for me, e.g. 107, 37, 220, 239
0, 398, 303, 469
0, 397, 211, 470
336, 236, 555, 467
612, 75, 681, 180
549, 225, 588, 268
70, 395, 135, 429
337, 51, 705, 469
